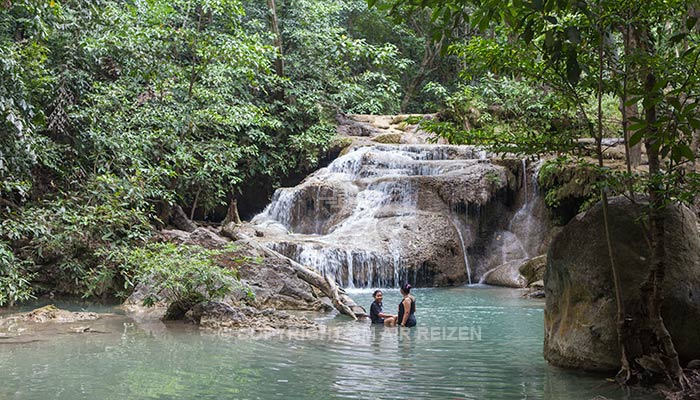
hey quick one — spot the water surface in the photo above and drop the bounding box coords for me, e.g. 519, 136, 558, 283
0, 287, 659, 399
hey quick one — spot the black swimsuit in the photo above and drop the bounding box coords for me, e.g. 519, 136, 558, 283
398, 297, 416, 327
370, 301, 384, 324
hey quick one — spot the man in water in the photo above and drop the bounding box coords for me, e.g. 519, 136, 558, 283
370, 290, 397, 326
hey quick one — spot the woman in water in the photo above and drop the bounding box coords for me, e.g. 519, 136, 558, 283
397, 283, 416, 327
370, 290, 397, 326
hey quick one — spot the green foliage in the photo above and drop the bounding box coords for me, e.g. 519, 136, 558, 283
538, 156, 601, 209
86, 243, 246, 309
417, 76, 585, 156
538, 156, 645, 223
244, 0, 411, 115
0, 241, 35, 307
0, 174, 154, 295
1, 0, 443, 302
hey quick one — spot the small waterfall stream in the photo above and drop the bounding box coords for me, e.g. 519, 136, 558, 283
480, 158, 548, 280
450, 217, 473, 284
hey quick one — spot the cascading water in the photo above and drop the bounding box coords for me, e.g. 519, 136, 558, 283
521, 159, 528, 204
449, 216, 473, 284
252, 141, 537, 289
480, 158, 548, 280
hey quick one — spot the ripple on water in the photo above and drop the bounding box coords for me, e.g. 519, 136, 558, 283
0, 287, 661, 400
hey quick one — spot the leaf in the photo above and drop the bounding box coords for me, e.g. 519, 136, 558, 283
624, 96, 642, 107
687, 16, 698, 31
678, 143, 696, 161
682, 46, 697, 58
669, 32, 687, 45
668, 96, 682, 111
673, 143, 695, 162
628, 130, 644, 147
544, 15, 558, 25
566, 48, 580, 85
522, 20, 534, 43
544, 30, 555, 50
689, 117, 700, 130
564, 26, 580, 44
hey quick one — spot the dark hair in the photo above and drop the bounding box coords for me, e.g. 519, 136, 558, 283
400, 283, 411, 294
372, 290, 382, 298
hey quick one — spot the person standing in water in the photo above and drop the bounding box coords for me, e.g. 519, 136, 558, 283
397, 283, 416, 328
370, 290, 397, 326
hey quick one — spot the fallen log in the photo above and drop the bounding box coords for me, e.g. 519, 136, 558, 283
235, 232, 364, 320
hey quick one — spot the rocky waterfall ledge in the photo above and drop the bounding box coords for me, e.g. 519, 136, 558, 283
247, 115, 551, 288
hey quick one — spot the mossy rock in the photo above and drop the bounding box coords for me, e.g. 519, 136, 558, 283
391, 115, 409, 124
518, 255, 547, 284
372, 133, 402, 144
330, 136, 354, 156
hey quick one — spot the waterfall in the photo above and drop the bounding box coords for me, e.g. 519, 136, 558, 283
449, 216, 472, 285
480, 157, 548, 277
346, 252, 355, 288
251, 141, 541, 288
521, 159, 528, 205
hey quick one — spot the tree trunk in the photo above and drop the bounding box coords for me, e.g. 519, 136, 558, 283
222, 198, 242, 226
236, 232, 363, 320
267, 0, 284, 78
611, 26, 686, 389
400, 36, 444, 113
619, 23, 642, 169
171, 204, 197, 232
620, 100, 642, 167
617, 70, 686, 387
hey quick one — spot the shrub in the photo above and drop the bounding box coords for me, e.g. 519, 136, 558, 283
88, 242, 252, 319
0, 241, 35, 307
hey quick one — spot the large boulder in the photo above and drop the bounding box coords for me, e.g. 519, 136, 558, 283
519, 255, 547, 284
234, 253, 334, 312
482, 260, 527, 288
481, 255, 547, 288
544, 197, 700, 371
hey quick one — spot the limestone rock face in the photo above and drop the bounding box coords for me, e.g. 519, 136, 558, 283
544, 197, 700, 371
251, 143, 535, 288
159, 227, 229, 248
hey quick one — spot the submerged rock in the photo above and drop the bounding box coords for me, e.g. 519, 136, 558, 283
1, 305, 99, 324
185, 301, 316, 331
544, 197, 700, 372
